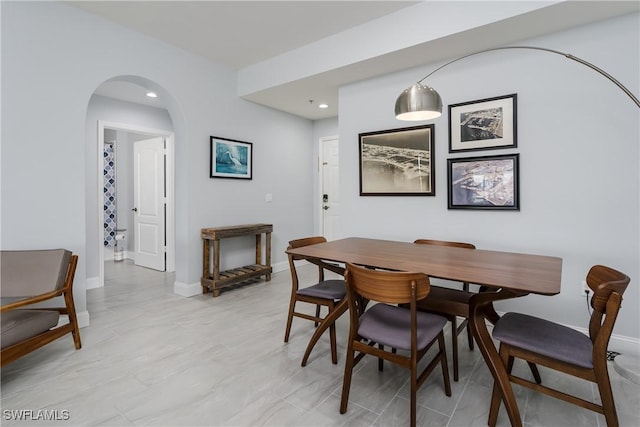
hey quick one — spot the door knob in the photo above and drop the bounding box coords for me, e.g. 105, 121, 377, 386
132, 207, 138, 212
323, 205, 330, 210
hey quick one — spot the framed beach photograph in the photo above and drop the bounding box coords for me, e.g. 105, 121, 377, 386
447, 154, 519, 210
448, 94, 517, 153
210, 136, 252, 180
359, 124, 435, 196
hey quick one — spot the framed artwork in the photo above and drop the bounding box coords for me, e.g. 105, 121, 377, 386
210, 136, 252, 179
447, 154, 519, 210
359, 124, 435, 196
448, 93, 517, 153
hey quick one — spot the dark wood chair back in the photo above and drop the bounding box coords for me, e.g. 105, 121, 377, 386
586, 264, 630, 355
341, 262, 451, 427
588, 264, 630, 314
344, 263, 429, 305
489, 264, 630, 427
287, 236, 328, 291
412, 238, 478, 381
284, 236, 346, 365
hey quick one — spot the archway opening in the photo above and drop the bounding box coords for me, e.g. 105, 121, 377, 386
85, 75, 181, 289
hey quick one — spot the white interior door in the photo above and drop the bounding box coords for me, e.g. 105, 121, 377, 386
320, 137, 341, 241
133, 137, 165, 271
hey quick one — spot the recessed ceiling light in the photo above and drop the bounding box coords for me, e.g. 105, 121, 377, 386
146, 91, 158, 98
318, 103, 329, 109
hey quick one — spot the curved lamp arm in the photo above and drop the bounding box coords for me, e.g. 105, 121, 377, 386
396, 45, 640, 121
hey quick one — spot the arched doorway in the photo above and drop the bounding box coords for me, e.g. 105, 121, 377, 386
86, 76, 176, 289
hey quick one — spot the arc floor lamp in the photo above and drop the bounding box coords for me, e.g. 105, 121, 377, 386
395, 46, 640, 121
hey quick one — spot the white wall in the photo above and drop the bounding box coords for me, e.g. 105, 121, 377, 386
3, 2, 637, 345
338, 13, 639, 342
2, 2, 315, 317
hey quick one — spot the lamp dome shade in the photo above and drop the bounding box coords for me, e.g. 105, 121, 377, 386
395, 83, 443, 120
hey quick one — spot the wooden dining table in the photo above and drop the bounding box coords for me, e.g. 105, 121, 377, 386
286, 237, 562, 427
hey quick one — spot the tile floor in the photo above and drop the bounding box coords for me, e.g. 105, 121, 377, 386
1, 260, 638, 426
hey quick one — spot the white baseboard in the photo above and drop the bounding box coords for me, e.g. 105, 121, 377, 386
86, 276, 101, 290
173, 261, 289, 298
173, 281, 201, 297
76, 310, 90, 328
608, 333, 640, 357
272, 260, 288, 273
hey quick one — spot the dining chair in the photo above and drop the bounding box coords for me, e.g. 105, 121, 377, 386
340, 262, 451, 427
412, 238, 477, 381
489, 264, 630, 427
284, 236, 346, 364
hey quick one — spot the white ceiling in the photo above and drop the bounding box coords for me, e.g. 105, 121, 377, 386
77, 1, 639, 120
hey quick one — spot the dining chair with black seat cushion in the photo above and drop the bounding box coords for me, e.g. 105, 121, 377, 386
284, 236, 346, 364
340, 262, 451, 427
412, 238, 478, 381
489, 264, 630, 427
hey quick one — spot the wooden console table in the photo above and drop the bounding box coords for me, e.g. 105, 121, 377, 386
201, 224, 273, 297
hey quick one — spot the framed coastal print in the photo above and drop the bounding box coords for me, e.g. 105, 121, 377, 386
448, 94, 517, 153
210, 136, 252, 180
447, 154, 519, 210
359, 124, 435, 196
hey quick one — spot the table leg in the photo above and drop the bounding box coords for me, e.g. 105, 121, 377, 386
265, 232, 272, 281
202, 239, 210, 294
301, 297, 348, 367
469, 289, 528, 427
212, 239, 220, 297
255, 234, 262, 265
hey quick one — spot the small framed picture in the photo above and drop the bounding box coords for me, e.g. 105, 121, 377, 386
448, 94, 517, 153
447, 154, 519, 210
359, 124, 435, 196
210, 136, 252, 180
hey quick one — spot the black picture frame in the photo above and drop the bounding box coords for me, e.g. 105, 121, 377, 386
447, 153, 519, 210
359, 124, 435, 196
448, 93, 517, 153
210, 136, 252, 180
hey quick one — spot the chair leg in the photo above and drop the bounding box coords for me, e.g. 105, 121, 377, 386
527, 362, 542, 384
595, 364, 619, 427
505, 344, 537, 383
410, 363, 418, 427
284, 298, 296, 342
314, 304, 321, 327
451, 317, 459, 381
438, 332, 452, 396
340, 340, 356, 415
65, 290, 82, 349
466, 319, 474, 351
378, 344, 384, 371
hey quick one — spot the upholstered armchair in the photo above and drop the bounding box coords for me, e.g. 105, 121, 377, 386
1, 249, 81, 366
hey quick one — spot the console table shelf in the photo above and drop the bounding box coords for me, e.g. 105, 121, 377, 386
201, 224, 273, 297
